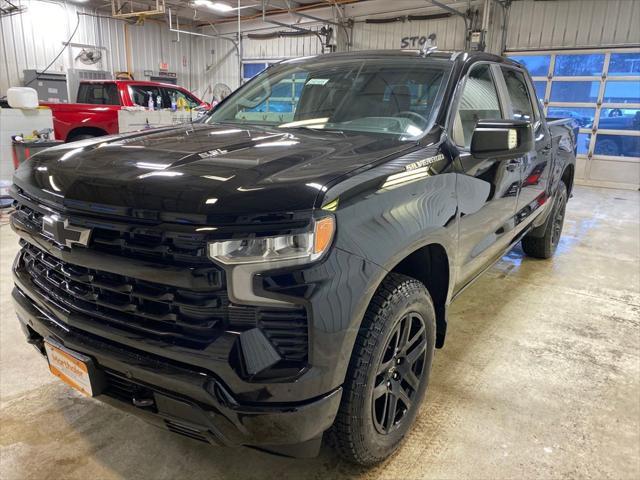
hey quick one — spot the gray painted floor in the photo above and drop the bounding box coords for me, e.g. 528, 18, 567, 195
1, 185, 639, 479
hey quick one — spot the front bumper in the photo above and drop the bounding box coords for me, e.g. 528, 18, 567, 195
12, 284, 341, 456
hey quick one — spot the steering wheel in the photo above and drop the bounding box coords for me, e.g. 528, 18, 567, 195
393, 111, 429, 125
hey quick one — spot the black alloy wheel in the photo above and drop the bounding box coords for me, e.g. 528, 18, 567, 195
372, 312, 428, 435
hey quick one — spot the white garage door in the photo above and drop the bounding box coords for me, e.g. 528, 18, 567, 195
508, 49, 640, 190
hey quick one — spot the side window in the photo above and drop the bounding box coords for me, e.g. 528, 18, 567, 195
453, 64, 503, 148
129, 86, 162, 108
77, 83, 120, 105
501, 68, 535, 122
165, 88, 200, 109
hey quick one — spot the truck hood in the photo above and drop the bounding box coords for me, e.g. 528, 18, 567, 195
14, 123, 415, 223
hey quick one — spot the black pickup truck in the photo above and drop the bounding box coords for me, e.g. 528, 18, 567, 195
10, 50, 577, 465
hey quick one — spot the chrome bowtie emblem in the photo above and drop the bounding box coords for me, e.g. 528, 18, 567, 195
42, 215, 92, 248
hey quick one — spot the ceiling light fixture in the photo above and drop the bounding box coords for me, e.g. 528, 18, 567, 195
193, 0, 234, 12
209, 2, 234, 12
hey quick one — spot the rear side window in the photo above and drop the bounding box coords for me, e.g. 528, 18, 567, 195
77, 83, 120, 105
453, 64, 503, 148
501, 68, 535, 122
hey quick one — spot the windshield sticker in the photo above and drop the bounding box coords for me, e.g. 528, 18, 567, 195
306, 78, 329, 86
405, 154, 445, 171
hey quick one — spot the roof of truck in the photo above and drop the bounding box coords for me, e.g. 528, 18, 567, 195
80, 79, 187, 88
279, 49, 519, 67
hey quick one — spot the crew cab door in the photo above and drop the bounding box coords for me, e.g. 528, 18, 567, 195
450, 63, 523, 290
498, 66, 552, 226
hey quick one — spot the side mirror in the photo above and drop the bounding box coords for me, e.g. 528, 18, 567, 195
470, 119, 533, 158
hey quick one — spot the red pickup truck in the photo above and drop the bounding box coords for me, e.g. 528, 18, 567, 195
42, 80, 210, 142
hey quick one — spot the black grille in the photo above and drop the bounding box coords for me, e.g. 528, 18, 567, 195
21, 243, 227, 348
14, 193, 310, 367
13, 201, 209, 266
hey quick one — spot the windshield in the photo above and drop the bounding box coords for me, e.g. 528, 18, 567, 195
207, 57, 452, 138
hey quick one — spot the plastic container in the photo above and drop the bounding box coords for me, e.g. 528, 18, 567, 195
7, 87, 39, 109
0, 179, 12, 208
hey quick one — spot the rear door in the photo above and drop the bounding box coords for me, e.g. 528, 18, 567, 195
498, 66, 552, 225
451, 63, 523, 290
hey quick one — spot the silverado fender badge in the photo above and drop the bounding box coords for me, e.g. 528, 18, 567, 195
42, 215, 92, 248
405, 154, 445, 171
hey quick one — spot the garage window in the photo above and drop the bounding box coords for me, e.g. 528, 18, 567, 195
508, 49, 640, 187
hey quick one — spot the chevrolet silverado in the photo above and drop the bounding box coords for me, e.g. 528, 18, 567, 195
11, 50, 576, 465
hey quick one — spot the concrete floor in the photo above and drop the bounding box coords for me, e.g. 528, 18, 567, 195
0, 185, 638, 480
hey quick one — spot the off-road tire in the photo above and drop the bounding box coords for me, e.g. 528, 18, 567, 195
521, 181, 568, 259
332, 273, 436, 465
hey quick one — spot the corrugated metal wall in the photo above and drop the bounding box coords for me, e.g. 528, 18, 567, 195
242, 30, 324, 59
350, 17, 467, 51
0, 0, 239, 100
2, 0, 640, 97
504, 0, 640, 51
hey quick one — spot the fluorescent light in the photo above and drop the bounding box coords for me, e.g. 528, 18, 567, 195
209, 2, 234, 12
404, 125, 423, 137
305, 183, 327, 191
201, 175, 234, 181
138, 171, 183, 179
255, 140, 299, 147
196, 227, 218, 232
59, 147, 83, 162
49, 176, 62, 192
209, 129, 243, 135
279, 118, 329, 128
136, 162, 170, 170
381, 166, 432, 189
205, 198, 218, 205
194, 1, 234, 11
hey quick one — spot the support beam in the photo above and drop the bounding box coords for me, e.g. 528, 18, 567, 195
167, 8, 242, 87
261, 0, 326, 47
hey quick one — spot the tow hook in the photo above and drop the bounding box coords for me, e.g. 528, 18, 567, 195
132, 397, 155, 408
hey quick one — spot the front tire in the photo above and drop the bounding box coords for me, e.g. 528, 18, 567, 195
332, 273, 436, 465
521, 181, 568, 259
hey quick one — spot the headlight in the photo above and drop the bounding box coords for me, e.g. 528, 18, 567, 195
208, 216, 335, 266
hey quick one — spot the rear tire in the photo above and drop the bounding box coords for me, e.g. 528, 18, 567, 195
67, 134, 96, 142
332, 273, 436, 465
521, 181, 568, 259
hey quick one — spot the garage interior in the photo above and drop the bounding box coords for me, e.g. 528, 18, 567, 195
1, 0, 639, 478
